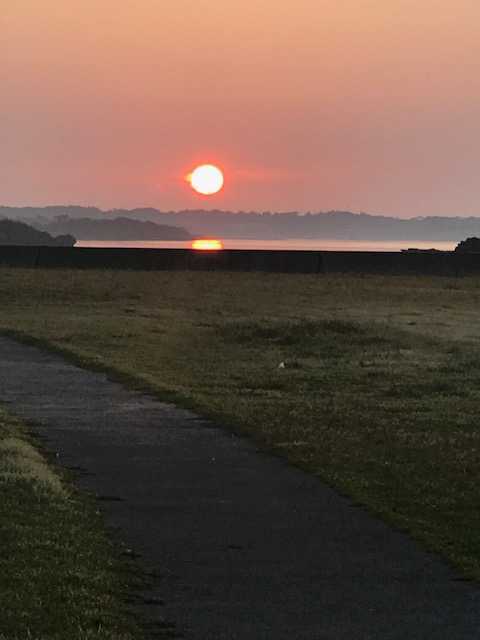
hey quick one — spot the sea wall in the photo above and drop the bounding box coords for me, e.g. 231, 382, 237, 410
1, 245, 480, 275
0, 246, 322, 273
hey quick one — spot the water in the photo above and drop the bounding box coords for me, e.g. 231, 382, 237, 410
76, 239, 457, 252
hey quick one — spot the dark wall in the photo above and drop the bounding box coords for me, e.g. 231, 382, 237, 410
320, 251, 453, 275
0, 247, 323, 273
1, 246, 480, 275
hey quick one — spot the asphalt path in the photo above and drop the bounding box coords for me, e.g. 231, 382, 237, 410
0, 336, 479, 639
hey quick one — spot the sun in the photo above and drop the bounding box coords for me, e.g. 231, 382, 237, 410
187, 164, 224, 195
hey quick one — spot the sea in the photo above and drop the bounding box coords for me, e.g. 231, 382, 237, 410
75, 239, 457, 252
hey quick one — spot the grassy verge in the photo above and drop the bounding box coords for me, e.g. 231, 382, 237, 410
0, 408, 143, 640
1, 268, 480, 579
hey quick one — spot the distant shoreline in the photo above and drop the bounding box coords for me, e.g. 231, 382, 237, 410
3, 207, 480, 244
75, 239, 457, 252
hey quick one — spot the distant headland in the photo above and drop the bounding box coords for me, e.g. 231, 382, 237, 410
42, 216, 192, 241
3, 206, 480, 242
0, 219, 75, 247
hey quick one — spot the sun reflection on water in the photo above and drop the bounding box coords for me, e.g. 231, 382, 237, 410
191, 238, 224, 251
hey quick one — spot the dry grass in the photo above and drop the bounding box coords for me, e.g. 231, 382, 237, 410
0, 435, 67, 496
0, 408, 143, 640
1, 268, 480, 579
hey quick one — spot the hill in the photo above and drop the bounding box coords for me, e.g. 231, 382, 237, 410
4, 206, 480, 241
0, 219, 75, 246
42, 216, 192, 241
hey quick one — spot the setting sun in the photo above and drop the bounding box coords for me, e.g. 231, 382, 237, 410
187, 164, 224, 195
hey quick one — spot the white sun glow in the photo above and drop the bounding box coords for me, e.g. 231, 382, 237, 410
187, 164, 224, 195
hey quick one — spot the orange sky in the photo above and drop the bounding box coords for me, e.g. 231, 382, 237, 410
2, 1, 480, 216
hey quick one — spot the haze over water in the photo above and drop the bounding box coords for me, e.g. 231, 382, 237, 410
76, 240, 457, 252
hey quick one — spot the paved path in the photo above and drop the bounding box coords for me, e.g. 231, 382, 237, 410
1, 336, 479, 639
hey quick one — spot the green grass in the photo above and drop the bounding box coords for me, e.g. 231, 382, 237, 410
1, 268, 480, 581
0, 408, 144, 640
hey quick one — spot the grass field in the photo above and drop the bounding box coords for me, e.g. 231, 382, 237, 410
0, 408, 144, 640
1, 268, 480, 583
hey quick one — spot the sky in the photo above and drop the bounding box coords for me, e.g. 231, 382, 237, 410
2, 1, 480, 217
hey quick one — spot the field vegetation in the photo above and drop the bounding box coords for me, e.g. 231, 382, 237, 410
0, 408, 143, 639
1, 268, 480, 582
